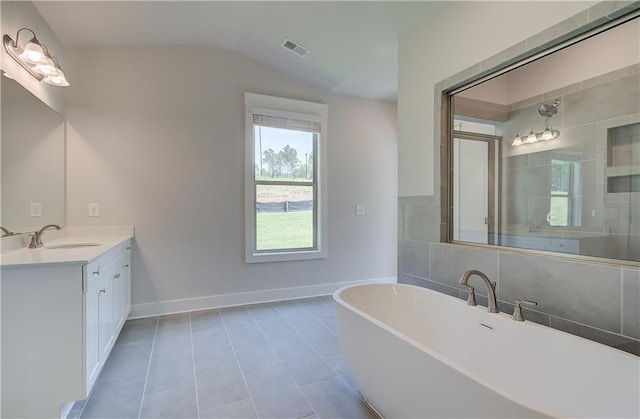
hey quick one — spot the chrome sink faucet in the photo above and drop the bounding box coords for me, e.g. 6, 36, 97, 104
459, 269, 499, 313
29, 224, 61, 248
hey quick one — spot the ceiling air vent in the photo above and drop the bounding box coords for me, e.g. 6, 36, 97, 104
281, 38, 310, 57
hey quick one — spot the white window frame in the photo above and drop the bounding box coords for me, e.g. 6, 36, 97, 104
244, 92, 328, 263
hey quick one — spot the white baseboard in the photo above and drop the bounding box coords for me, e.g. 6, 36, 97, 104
129, 276, 396, 319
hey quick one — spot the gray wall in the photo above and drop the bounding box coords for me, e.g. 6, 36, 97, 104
398, 1, 640, 356
66, 45, 398, 316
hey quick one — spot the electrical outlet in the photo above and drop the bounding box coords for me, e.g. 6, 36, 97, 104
355, 204, 365, 216
30, 202, 43, 217
89, 203, 100, 217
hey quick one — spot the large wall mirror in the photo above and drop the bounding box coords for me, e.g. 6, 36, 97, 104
449, 15, 639, 263
1, 77, 65, 235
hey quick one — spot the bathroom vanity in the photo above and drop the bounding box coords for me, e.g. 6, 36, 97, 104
1, 226, 134, 418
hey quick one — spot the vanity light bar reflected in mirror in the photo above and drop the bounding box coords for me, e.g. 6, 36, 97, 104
2, 28, 69, 87
512, 99, 561, 146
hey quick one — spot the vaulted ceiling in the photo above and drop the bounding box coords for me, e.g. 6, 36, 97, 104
34, 1, 439, 101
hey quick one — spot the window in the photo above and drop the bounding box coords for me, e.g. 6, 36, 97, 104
244, 93, 328, 263
549, 159, 581, 227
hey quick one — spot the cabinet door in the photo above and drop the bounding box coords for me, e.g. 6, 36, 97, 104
85, 262, 102, 392
98, 263, 114, 363
123, 254, 131, 320
111, 258, 125, 333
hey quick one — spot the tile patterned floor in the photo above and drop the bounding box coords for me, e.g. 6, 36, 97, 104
69, 296, 377, 419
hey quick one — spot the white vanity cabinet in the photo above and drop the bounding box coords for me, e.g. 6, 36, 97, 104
1, 237, 132, 418
84, 241, 132, 391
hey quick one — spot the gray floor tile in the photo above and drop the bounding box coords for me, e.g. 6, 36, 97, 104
223, 320, 264, 344
152, 326, 193, 361
145, 354, 195, 395
269, 335, 335, 385
199, 399, 258, 419
245, 366, 314, 419
157, 313, 191, 330
315, 295, 334, 304
115, 317, 157, 346
298, 326, 342, 357
193, 332, 236, 366
81, 297, 364, 419
97, 342, 152, 382
273, 301, 322, 329
190, 309, 226, 336
296, 298, 334, 318
81, 374, 145, 418
301, 376, 376, 419
258, 317, 301, 341
219, 306, 252, 321
246, 303, 282, 322
315, 313, 337, 333
322, 354, 358, 393
233, 337, 282, 373
196, 361, 250, 410
140, 386, 198, 419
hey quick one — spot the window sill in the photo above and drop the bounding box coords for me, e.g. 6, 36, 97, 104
246, 248, 327, 264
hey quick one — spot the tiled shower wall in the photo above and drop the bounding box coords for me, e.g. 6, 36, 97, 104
398, 196, 640, 356
501, 65, 639, 261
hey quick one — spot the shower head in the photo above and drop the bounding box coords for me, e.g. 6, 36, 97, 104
538, 99, 561, 117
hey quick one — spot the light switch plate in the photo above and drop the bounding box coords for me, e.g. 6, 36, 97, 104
89, 203, 100, 217
355, 204, 365, 216
30, 202, 43, 217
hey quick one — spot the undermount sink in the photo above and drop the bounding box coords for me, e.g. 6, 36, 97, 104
45, 243, 102, 249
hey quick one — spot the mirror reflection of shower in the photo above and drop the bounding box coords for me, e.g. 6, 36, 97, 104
512, 99, 561, 146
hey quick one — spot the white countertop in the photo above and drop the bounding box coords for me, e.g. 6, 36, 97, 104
0, 226, 134, 268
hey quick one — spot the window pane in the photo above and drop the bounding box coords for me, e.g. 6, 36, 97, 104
256, 184, 314, 251
254, 126, 314, 181
549, 196, 569, 226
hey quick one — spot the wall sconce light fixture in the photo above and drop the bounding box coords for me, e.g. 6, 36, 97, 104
512, 99, 561, 146
512, 125, 560, 146
3, 28, 69, 87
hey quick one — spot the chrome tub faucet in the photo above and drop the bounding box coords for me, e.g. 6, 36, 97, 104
459, 269, 499, 313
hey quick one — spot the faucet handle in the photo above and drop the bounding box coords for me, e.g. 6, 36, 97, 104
28, 233, 39, 249
512, 299, 538, 322
461, 284, 477, 306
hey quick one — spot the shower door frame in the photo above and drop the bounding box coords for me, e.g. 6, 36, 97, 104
451, 130, 502, 246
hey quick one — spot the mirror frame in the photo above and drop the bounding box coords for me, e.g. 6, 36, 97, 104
437, 3, 640, 267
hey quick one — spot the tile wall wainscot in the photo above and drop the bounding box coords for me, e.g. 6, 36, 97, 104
398, 1, 640, 357
398, 203, 640, 356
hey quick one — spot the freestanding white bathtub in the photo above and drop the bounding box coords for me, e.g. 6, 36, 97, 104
334, 283, 640, 418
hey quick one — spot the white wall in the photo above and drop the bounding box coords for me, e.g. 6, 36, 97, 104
397, 1, 596, 197
65, 46, 397, 315
0, 1, 65, 115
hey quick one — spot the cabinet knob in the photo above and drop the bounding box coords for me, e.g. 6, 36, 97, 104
124, 264, 129, 268
99, 289, 106, 294
126, 246, 131, 250
93, 266, 101, 276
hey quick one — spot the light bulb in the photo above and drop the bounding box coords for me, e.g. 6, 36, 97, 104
512, 134, 523, 146
44, 67, 69, 87
18, 38, 46, 64
541, 125, 554, 141
34, 55, 58, 76
526, 128, 538, 143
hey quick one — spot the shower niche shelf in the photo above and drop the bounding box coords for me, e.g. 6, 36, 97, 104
607, 122, 640, 193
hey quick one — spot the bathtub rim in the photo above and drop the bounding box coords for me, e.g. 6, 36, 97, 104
333, 282, 639, 418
